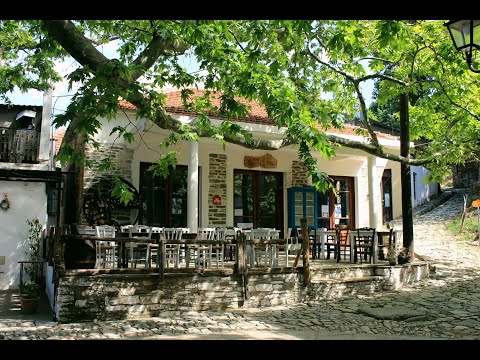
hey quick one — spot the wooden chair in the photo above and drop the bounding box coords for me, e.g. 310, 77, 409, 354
210, 227, 226, 268
127, 225, 152, 268
353, 227, 376, 264
335, 227, 350, 262
324, 230, 337, 260
148, 226, 163, 267
248, 228, 272, 267
94, 225, 117, 268
162, 228, 183, 269
224, 227, 238, 261
187, 227, 216, 268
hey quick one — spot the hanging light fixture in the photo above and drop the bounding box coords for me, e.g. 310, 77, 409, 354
444, 20, 480, 73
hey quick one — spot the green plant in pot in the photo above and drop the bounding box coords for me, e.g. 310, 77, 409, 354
19, 218, 44, 314
19, 280, 39, 298
19, 280, 40, 314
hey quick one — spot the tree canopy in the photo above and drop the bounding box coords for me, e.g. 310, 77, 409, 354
1, 20, 479, 191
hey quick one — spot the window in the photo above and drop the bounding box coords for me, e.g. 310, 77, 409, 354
233, 169, 284, 236
382, 169, 393, 223
47, 182, 58, 216
316, 176, 355, 229
140, 163, 188, 227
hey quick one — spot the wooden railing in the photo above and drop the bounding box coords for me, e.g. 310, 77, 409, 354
0, 127, 39, 163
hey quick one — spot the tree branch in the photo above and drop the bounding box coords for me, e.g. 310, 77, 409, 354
356, 73, 408, 86
352, 81, 381, 148
130, 35, 189, 81
42, 20, 110, 73
307, 35, 355, 82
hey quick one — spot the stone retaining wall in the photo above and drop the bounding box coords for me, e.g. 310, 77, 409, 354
56, 269, 304, 323
55, 262, 429, 323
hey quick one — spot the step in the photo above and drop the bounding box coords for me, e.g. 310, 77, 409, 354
306, 275, 385, 300
310, 266, 376, 280
310, 275, 383, 284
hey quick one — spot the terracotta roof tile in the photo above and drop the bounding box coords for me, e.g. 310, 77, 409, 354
52, 128, 66, 155
118, 88, 399, 141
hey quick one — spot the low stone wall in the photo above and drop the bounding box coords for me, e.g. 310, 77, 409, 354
375, 262, 430, 291
55, 262, 429, 323
56, 269, 304, 323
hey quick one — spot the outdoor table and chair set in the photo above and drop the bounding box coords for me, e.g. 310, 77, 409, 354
74, 223, 401, 270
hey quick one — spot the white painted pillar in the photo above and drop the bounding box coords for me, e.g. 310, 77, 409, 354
187, 140, 199, 233
39, 88, 53, 163
368, 156, 378, 229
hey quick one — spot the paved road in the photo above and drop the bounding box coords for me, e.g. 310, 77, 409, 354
1, 188, 480, 340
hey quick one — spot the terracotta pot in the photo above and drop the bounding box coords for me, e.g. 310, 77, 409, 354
20, 296, 40, 314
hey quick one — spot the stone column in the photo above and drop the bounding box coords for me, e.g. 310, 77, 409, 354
187, 140, 199, 233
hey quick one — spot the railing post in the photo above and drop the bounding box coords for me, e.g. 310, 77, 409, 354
236, 231, 246, 274
158, 238, 165, 282
236, 232, 249, 300
300, 218, 311, 285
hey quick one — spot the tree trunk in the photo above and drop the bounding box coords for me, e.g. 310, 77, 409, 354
60, 115, 86, 225
400, 93, 414, 260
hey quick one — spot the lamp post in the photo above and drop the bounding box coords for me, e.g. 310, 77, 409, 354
444, 20, 480, 73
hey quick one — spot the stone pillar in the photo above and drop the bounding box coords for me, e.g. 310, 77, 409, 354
208, 154, 227, 226
291, 160, 310, 187
368, 156, 378, 229
188, 140, 199, 233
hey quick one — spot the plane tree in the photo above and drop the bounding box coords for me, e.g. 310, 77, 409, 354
1, 19, 479, 210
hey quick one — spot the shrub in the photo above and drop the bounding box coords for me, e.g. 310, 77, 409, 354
24, 218, 43, 284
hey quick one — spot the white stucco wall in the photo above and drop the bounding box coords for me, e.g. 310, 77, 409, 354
0, 181, 47, 289
411, 165, 438, 208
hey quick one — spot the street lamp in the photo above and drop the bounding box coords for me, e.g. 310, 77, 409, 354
444, 20, 480, 73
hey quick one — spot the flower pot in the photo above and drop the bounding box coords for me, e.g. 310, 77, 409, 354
20, 296, 40, 314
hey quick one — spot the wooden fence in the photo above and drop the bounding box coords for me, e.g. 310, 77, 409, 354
0, 127, 39, 163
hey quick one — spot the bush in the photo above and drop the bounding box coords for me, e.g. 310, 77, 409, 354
24, 218, 43, 284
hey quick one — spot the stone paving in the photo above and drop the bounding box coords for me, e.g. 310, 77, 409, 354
1, 188, 480, 340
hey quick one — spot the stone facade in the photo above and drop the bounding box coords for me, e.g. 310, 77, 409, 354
81, 143, 135, 225
55, 262, 428, 323
289, 160, 309, 187
83, 143, 134, 190
208, 153, 227, 226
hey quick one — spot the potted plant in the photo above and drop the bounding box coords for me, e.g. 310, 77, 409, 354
19, 280, 40, 314
19, 218, 44, 313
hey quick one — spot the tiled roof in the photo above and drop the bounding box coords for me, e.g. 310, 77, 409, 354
52, 128, 66, 155
118, 88, 399, 141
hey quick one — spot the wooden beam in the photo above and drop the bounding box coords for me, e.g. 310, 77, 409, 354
300, 219, 311, 284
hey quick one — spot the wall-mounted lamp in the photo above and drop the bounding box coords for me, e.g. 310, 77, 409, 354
444, 20, 480, 73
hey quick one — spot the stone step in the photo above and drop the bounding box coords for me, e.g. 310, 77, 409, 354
310, 266, 376, 280
306, 275, 385, 300
310, 275, 383, 284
